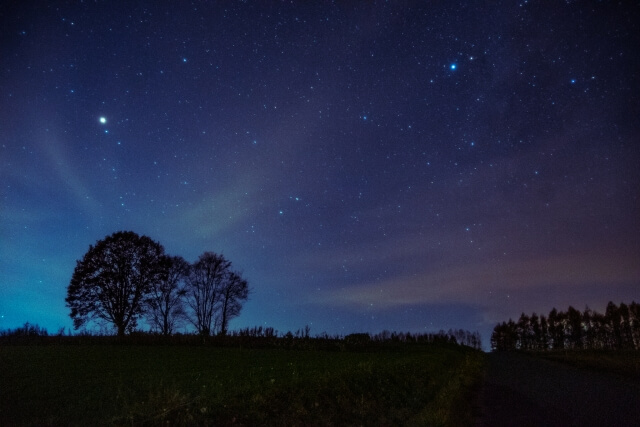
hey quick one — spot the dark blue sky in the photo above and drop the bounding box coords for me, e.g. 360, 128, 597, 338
1, 2, 638, 345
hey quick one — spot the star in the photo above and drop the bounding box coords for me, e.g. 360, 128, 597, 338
99, 116, 107, 124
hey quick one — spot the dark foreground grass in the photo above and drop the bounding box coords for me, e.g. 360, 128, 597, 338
0, 343, 483, 426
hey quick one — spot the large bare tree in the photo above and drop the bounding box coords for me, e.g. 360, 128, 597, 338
66, 231, 166, 336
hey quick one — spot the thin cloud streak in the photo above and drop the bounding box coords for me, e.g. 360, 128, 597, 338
315, 251, 640, 310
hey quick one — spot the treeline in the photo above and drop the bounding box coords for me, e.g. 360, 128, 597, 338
491, 301, 640, 351
0, 323, 482, 350
368, 328, 482, 349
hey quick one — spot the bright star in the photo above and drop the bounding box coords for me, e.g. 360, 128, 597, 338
450, 64, 457, 70
99, 117, 107, 124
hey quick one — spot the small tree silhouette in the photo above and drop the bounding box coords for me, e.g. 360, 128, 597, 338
218, 271, 249, 336
184, 252, 230, 336
147, 255, 189, 335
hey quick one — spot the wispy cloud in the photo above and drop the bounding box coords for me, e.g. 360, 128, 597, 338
314, 250, 640, 310
40, 133, 102, 215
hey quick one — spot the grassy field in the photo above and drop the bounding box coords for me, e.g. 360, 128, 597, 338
0, 343, 483, 426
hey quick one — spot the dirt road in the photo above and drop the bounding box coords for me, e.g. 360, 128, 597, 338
473, 352, 640, 427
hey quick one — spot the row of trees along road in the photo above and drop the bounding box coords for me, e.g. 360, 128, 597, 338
66, 231, 249, 337
490, 301, 640, 351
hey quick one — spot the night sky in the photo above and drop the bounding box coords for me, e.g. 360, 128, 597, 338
1, 2, 639, 346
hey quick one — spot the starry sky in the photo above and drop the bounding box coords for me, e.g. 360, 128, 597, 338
1, 2, 639, 346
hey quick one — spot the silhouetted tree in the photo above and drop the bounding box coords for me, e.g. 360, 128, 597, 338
517, 313, 533, 350
529, 313, 542, 350
582, 306, 595, 349
217, 271, 249, 335
147, 255, 189, 335
630, 302, 640, 349
185, 252, 231, 336
591, 309, 607, 349
566, 306, 583, 349
66, 231, 166, 336
605, 301, 621, 349
490, 322, 502, 351
547, 308, 564, 350
539, 314, 549, 350
619, 302, 635, 349
491, 320, 518, 351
